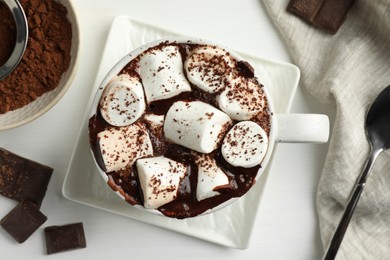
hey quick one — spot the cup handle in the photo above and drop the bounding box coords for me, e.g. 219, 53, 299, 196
274, 113, 330, 143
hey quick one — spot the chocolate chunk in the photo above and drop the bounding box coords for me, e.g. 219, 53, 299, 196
237, 60, 255, 78
0, 148, 53, 207
0, 200, 47, 243
44, 223, 86, 255
312, 0, 356, 34
287, 0, 356, 34
287, 0, 323, 22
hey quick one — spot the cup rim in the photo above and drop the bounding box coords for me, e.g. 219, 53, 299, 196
89, 36, 277, 217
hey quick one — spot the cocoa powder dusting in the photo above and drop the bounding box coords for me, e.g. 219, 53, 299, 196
0, 0, 72, 114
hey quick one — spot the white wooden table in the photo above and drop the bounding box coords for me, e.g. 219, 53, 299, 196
0, 0, 335, 259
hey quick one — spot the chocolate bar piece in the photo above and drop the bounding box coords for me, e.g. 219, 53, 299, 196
287, 0, 356, 34
287, 0, 323, 22
0, 148, 53, 206
0, 200, 47, 243
312, 0, 355, 33
44, 223, 86, 255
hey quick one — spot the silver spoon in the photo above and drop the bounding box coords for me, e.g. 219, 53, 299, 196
323, 84, 390, 260
0, 0, 28, 80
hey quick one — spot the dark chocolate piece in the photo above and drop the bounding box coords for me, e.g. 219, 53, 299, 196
0, 148, 53, 206
287, 0, 323, 22
44, 223, 86, 255
0, 200, 47, 243
312, 0, 355, 34
287, 0, 356, 34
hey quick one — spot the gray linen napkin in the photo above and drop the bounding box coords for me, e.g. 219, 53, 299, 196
262, 0, 390, 259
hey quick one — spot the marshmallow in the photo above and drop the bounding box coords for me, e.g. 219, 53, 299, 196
143, 113, 164, 129
217, 78, 266, 121
99, 74, 146, 127
194, 153, 230, 201
136, 156, 187, 209
164, 101, 232, 153
221, 121, 268, 168
139, 45, 191, 103
97, 123, 153, 172
184, 46, 235, 93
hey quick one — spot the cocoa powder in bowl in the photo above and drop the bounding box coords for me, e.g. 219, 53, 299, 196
0, 2, 16, 66
0, 0, 72, 114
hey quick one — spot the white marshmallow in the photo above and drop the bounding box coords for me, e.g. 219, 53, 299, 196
143, 113, 165, 143
184, 46, 235, 93
136, 156, 187, 209
143, 113, 164, 129
194, 153, 229, 201
221, 121, 268, 168
164, 101, 232, 153
97, 123, 153, 172
139, 45, 191, 103
99, 74, 146, 126
217, 78, 266, 121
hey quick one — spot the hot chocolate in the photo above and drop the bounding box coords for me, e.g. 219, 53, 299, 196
89, 41, 272, 219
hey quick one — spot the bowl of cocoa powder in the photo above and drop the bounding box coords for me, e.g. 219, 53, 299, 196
0, 0, 80, 130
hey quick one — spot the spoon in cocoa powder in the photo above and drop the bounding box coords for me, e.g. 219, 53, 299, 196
0, 0, 28, 80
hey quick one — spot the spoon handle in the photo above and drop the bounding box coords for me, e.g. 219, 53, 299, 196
322, 148, 382, 260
